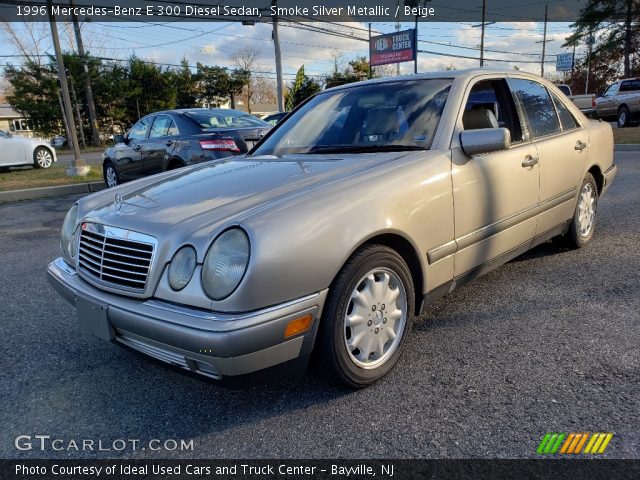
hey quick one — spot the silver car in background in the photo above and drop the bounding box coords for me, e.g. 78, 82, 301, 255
48, 69, 616, 387
0, 129, 57, 170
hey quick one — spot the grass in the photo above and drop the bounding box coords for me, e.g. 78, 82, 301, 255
54, 146, 107, 154
0, 164, 103, 192
612, 126, 640, 144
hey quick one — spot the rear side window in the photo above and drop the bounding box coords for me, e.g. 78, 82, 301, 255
149, 115, 177, 138
508, 78, 561, 138
550, 91, 580, 131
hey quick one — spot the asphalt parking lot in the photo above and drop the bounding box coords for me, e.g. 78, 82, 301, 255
0, 152, 638, 460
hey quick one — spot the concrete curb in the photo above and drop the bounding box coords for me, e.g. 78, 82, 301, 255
0, 182, 105, 204
614, 144, 640, 151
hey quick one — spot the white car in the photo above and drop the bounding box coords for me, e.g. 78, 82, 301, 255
0, 129, 57, 170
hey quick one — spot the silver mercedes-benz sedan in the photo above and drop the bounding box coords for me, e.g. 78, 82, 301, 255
48, 69, 617, 387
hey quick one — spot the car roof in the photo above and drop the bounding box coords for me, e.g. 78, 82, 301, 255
322, 68, 543, 93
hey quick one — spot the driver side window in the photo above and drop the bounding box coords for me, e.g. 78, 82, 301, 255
128, 118, 149, 141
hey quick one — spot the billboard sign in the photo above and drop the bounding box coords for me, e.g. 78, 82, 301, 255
556, 52, 574, 71
370, 29, 416, 67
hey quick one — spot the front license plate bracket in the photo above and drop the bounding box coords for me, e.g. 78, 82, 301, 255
75, 296, 115, 341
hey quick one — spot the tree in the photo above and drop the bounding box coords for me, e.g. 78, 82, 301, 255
172, 58, 200, 108
196, 64, 250, 108
285, 65, 321, 110
4, 59, 61, 136
228, 46, 276, 113
324, 55, 372, 88
565, 0, 640, 78
126, 57, 176, 119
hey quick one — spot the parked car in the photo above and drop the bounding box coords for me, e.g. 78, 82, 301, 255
263, 112, 288, 125
0, 129, 57, 170
557, 84, 596, 118
595, 77, 640, 127
48, 69, 616, 388
102, 108, 271, 187
50, 135, 67, 148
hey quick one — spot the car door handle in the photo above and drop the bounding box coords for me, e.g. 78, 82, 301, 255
575, 140, 588, 151
522, 154, 539, 168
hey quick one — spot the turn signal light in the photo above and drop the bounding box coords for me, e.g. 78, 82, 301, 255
284, 314, 313, 338
199, 139, 240, 152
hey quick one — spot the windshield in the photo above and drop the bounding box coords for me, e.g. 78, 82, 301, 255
252, 79, 452, 156
185, 110, 268, 129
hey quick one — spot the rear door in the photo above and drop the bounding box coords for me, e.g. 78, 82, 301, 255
508, 78, 586, 237
143, 114, 179, 174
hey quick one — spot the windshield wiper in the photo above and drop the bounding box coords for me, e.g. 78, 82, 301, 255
306, 144, 427, 154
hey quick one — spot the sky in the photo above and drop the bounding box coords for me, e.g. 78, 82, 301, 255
0, 19, 584, 87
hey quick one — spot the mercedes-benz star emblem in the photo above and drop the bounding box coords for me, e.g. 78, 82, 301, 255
114, 193, 123, 212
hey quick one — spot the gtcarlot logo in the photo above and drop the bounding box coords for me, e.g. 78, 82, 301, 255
14, 435, 194, 452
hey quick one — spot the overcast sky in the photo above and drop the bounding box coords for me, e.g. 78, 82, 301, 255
0, 20, 583, 84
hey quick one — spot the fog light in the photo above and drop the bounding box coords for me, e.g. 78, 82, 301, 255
284, 314, 313, 338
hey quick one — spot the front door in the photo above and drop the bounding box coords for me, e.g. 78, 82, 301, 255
451, 77, 540, 277
143, 115, 179, 174
0, 130, 26, 166
115, 117, 150, 181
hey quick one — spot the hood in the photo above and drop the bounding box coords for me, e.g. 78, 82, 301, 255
79, 152, 422, 245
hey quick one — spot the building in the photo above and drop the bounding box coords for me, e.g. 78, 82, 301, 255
0, 104, 34, 137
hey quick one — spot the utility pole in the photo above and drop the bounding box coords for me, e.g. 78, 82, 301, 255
47, 0, 88, 176
585, 32, 594, 94
396, 0, 401, 75
271, 0, 284, 112
368, 23, 373, 79
540, 5, 548, 77
69, 75, 86, 149
70, 0, 101, 146
480, 0, 486, 67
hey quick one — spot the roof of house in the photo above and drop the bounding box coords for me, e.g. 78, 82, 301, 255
0, 103, 23, 119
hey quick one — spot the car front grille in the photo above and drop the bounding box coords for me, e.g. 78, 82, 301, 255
78, 224, 155, 292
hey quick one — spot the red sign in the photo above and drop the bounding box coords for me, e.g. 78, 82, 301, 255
370, 29, 416, 67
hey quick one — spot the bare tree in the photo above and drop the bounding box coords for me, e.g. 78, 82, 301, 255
0, 22, 51, 65
229, 46, 267, 113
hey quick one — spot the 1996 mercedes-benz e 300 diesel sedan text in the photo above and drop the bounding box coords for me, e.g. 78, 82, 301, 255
48, 69, 616, 387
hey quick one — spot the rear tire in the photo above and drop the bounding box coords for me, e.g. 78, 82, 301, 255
617, 106, 631, 128
33, 147, 53, 169
567, 173, 598, 248
315, 245, 414, 388
103, 161, 120, 188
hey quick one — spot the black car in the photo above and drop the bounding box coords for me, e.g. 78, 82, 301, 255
262, 111, 288, 125
103, 108, 270, 187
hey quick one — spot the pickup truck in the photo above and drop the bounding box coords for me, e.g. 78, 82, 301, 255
595, 78, 640, 127
557, 84, 596, 118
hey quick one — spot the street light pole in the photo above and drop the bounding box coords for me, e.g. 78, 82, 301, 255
47, 0, 88, 176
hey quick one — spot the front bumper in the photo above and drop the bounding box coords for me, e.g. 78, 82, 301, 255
47, 258, 327, 380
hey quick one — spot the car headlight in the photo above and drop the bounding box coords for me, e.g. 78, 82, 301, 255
201, 228, 250, 300
60, 204, 79, 263
168, 246, 197, 291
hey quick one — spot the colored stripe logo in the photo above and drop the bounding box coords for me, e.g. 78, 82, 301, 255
537, 432, 613, 455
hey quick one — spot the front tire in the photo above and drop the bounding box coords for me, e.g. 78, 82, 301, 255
103, 161, 120, 188
567, 173, 598, 248
617, 106, 631, 128
33, 147, 53, 169
316, 245, 415, 388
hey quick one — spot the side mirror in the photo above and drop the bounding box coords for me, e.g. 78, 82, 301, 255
113, 134, 125, 144
460, 128, 511, 156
